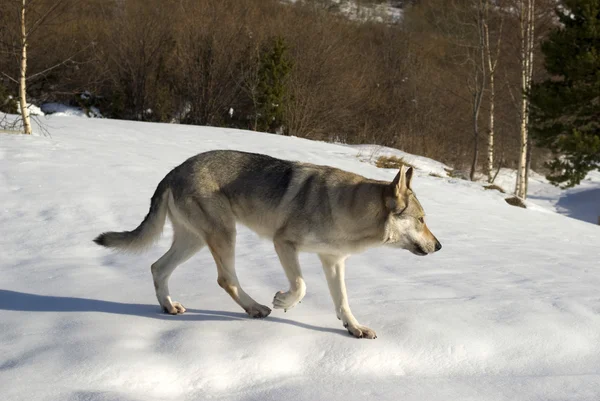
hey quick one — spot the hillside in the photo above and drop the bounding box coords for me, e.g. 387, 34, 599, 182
283, 0, 404, 23
1, 116, 599, 401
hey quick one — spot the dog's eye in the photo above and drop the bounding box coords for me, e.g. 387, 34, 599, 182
418, 217, 424, 223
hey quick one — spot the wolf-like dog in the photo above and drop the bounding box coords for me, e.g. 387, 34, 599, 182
94, 150, 441, 339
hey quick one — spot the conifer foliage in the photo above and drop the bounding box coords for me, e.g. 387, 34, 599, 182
257, 37, 292, 134
530, 0, 600, 187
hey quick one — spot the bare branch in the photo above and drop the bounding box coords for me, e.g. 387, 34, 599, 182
1, 72, 18, 84
26, 1, 65, 39
26, 58, 72, 80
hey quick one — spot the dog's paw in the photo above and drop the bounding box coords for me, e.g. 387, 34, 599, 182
345, 323, 377, 339
162, 301, 186, 315
272, 290, 304, 311
246, 303, 272, 318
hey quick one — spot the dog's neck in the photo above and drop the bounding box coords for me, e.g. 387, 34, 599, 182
337, 180, 391, 248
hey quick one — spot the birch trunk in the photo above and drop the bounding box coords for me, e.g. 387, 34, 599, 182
515, 0, 534, 199
516, 94, 528, 198
483, 0, 502, 183
523, 0, 535, 198
19, 0, 32, 135
469, 2, 487, 182
487, 73, 495, 182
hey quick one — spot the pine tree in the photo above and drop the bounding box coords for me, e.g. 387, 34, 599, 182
256, 37, 292, 134
530, 0, 600, 187
0, 83, 18, 114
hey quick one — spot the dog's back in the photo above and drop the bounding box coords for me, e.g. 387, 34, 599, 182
94, 149, 440, 337
166, 150, 388, 249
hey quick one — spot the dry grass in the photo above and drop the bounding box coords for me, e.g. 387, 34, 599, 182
0, 129, 23, 134
429, 172, 443, 178
375, 155, 414, 170
445, 168, 469, 180
484, 184, 506, 193
505, 196, 526, 208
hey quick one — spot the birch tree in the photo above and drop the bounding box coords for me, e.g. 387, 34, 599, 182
18, 1, 32, 134
420, 0, 499, 181
463, 0, 497, 182
1, 0, 71, 134
482, 1, 503, 182
515, 0, 535, 199
432, 0, 487, 181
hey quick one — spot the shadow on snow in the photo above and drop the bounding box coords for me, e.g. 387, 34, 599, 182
0, 289, 347, 336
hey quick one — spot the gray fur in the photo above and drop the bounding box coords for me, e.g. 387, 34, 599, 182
95, 150, 441, 338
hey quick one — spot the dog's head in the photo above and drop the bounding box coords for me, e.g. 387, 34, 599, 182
383, 166, 441, 256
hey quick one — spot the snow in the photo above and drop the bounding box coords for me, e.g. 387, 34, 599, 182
336, 0, 403, 23
493, 168, 600, 225
1, 115, 600, 401
16, 102, 103, 118
355, 144, 600, 225
282, 0, 403, 24
41, 102, 103, 118
351, 144, 451, 177
16, 102, 45, 116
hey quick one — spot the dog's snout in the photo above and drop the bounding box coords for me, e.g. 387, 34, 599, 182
434, 240, 442, 252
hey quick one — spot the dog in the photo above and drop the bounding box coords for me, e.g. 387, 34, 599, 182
94, 150, 441, 339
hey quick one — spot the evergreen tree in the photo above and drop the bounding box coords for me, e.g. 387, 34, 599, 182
530, 0, 600, 187
0, 83, 18, 114
257, 37, 292, 133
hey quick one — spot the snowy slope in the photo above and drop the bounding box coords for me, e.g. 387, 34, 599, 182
494, 168, 600, 225
354, 143, 600, 225
283, 0, 403, 24
1, 116, 600, 401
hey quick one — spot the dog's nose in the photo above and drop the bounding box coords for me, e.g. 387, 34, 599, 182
434, 240, 442, 252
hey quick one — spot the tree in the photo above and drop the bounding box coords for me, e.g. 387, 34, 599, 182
256, 36, 292, 133
404, 0, 509, 180
482, 0, 504, 182
1, 0, 72, 134
530, 0, 600, 187
0, 83, 18, 114
466, 0, 487, 182
515, 0, 536, 199
18, 0, 32, 134
97, 0, 176, 121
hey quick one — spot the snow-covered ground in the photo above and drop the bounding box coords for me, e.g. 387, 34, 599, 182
283, 0, 403, 24
495, 168, 600, 225
40, 102, 102, 118
354, 144, 600, 225
17, 102, 103, 118
1, 115, 600, 401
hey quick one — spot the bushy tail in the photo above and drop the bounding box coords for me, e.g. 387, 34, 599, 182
94, 178, 170, 252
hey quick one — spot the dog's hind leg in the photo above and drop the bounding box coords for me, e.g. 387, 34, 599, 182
318, 254, 376, 339
206, 229, 271, 318
272, 239, 306, 311
151, 227, 204, 315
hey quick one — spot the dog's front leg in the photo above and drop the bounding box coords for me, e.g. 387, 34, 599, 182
272, 239, 306, 311
318, 254, 377, 339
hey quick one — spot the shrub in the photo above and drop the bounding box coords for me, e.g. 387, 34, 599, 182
0, 83, 18, 114
484, 184, 505, 193
256, 36, 292, 133
445, 168, 469, 180
375, 155, 415, 169
505, 196, 526, 208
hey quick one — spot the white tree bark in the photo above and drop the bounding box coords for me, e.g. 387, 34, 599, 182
487, 72, 495, 181
469, 0, 487, 182
19, 0, 32, 135
483, 0, 502, 183
515, 0, 534, 199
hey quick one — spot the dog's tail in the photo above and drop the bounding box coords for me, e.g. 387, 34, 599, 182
93, 177, 170, 252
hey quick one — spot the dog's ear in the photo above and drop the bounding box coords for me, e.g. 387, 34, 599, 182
405, 166, 413, 189
392, 166, 413, 196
